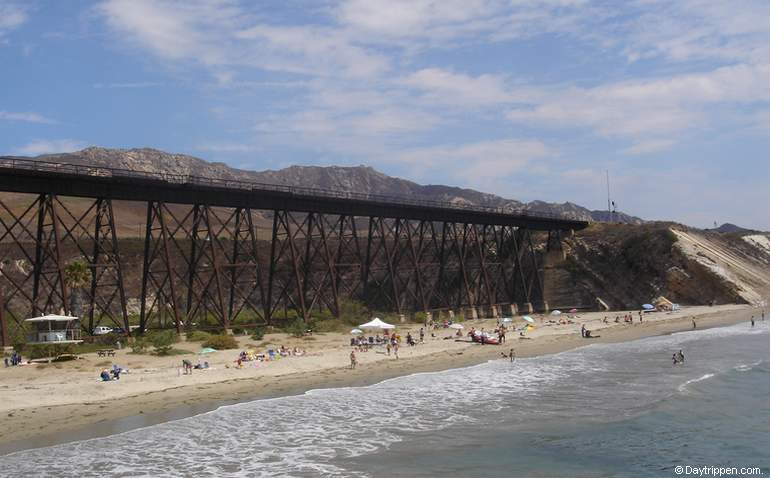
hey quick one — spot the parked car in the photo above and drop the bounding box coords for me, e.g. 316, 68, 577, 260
92, 326, 113, 335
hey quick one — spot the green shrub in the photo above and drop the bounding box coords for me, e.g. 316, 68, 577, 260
339, 300, 369, 325
202, 334, 239, 350
250, 327, 265, 341
130, 338, 149, 354
186, 330, 212, 342
12, 337, 26, 354
284, 318, 307, 338
149, 330, 177, 356
26, 343, 74, 360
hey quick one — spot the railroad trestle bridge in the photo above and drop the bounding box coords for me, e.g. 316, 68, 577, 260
0, 157, 587, 343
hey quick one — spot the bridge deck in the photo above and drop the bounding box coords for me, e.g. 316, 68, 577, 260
0, 156, 588, 230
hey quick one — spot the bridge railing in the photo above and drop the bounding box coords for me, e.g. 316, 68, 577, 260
0, 156, 573, 221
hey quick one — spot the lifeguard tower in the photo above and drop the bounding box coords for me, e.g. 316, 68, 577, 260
25, 314, 83, 345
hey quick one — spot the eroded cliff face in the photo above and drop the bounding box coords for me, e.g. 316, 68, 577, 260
544, 224, 770, 310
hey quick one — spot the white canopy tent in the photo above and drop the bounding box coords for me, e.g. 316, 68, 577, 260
359, 318, 395, 330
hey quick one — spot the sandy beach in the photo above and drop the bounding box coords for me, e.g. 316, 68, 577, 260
0, 304, 759, 453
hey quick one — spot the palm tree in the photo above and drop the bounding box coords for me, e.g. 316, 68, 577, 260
64, 260, 91, 318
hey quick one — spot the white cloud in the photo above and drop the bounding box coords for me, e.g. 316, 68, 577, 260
13, 139, 86, 156
97, 0, 240, 65
235, 25, 389, 78
97, 0, 389, 79
393, 139, 551, 182
0, 111, 55, 124
403, 68, 526, 107
507, 63, 770, 150
622, 0, 770, 64
622, 139, 675, 155
337, 0, 504, 40
0, 1, 26, 40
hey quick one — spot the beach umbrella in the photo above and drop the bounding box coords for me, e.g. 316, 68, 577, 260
199, 347, 217, 355
502, 317, 513, 323
521, 316, 535, 324
642, 304, 654, 310
449, 323, 464, 329
569, 308, 578, 313
350, 328, 364, 335
359, 317, 396, 330
550, 310, 561, 316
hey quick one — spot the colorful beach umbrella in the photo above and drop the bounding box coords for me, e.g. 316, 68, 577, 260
198, 347, 217, 355
569, 308, 578, 313
449, 323, 464, 329
642, 304, 654, 310
550, 310, 562, 316
521, 316, 535, 324
501, 317, 513, 323
350, 328, 364, 335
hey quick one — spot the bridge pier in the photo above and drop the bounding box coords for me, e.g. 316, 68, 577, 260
520, 302, 534, 315
505, 303, 518, 317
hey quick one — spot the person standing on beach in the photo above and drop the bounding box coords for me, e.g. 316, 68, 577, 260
386, 342, 391, 356
751, 316, 755, 327
581, 324, 586, 338
509, 348, 515, 363
350, 350, 357, 369
419, 327, 425, 344
692, 318, 697, 329
393, 341, 399, 359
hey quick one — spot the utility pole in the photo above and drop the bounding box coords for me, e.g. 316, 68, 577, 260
606, 170, 612, 223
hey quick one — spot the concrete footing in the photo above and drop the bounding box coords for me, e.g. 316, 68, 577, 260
520, 302, 534, 315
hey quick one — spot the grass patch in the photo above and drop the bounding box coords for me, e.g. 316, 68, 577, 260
153, 348, 191, 356
185, 331, 212, 342
202, 334, 239, 350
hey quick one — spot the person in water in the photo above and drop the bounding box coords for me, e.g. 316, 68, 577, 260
677, 350, 685, 363
750, 316, 755, 327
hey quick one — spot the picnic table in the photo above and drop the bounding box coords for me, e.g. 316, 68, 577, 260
97, 349, 116, 357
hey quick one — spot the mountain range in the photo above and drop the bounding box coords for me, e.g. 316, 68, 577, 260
18, 147, 643, 224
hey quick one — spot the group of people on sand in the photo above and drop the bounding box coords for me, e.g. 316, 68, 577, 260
232, 346, 307, 368
349, 329, 411, 368
602, 312, 643, 325
3, 351, 23, 367
100, 364, 125, 381
181, 359, 209, 374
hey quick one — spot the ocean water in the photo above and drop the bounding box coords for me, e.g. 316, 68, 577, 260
2, 321, 769, 477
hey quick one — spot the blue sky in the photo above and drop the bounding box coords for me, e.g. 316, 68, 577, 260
1, 0, 769, 229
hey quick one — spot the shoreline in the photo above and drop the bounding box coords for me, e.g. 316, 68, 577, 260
0, 305, 757, 455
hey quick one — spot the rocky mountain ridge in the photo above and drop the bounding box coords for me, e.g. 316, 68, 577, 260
25, 147, 643, 224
